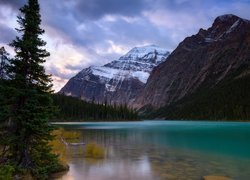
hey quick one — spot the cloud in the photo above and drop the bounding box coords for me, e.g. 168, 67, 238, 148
0, 5, 19, 32
73, 0, 148, 20
51, 76, 68, 93
0, 26, 15, 44
42, 23, 116, 91
143, 9, 210, 45
1, 0, 250, 91
0, 0, 25, 10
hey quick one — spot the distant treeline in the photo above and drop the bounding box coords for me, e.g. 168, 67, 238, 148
150, 75, 250, 121
51, 94, 139, 121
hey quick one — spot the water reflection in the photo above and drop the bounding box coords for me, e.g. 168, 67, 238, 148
53, 121, 250, 180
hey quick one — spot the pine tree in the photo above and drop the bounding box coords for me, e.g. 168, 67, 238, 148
0, 47, 9, 80
0, 0, 60, 178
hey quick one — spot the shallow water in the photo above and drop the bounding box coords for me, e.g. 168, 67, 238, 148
53, 121, 250, 180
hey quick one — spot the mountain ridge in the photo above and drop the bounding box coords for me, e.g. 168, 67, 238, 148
134, 14, 250, 112
59, 45, 170, 105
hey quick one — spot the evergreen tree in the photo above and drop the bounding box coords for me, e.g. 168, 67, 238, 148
0, 0, 60, 178
0, 47, 9, 80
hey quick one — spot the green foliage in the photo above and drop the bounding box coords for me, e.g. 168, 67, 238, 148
30, 142, 60, 179
51, 94, 139, 121
0, 0, 61, 178
151, 75, 250, 121
0, 165, 15, 180
0, 47, 9, 80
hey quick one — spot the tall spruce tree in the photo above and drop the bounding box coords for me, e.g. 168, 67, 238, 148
0, 47, 9, 80
0, 47, 11, 165
1, 0, 60, 178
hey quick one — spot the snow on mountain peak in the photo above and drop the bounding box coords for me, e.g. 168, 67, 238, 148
217, 14, 236, 21
215, 14, 250, 24
204, 14, 249, 43
104, 45, 170, 73
99, 44, 169, 79
70, 45, 170, 96
119, 44, 168, 62
130, 44, 166, 53
81, 45, 170, 92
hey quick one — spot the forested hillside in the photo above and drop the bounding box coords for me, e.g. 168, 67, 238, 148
150, 75, 250, 121
52, 94, 138, 121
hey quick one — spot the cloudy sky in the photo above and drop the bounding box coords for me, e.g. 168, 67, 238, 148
0, 0, 250, 91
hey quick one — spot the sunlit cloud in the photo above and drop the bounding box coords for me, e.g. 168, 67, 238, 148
0, 0, 250, 92
51, 76, 69, 93
43, 26, 100, 91
106, 40, 129, 55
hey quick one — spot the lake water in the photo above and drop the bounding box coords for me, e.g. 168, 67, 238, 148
53, 121, 250, 180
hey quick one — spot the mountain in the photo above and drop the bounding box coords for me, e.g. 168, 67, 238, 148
59, 45, 170, 105
135, 14, 250, 120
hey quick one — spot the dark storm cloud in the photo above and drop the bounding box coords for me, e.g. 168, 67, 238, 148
37, 0, 173, 50
38, 0, 152, 46
74, 0, 149, 20
38, 1, 102, 46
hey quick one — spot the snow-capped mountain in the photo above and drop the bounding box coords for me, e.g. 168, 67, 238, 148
59, 45, 170, 105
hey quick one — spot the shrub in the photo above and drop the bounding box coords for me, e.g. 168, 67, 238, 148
85, 143, 105, 159
0, 165, 15, 180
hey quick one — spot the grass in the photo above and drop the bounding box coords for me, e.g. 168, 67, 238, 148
61, 130, 81, 143
50, 128, 68, 165
50, 128, 105, 168
85, 143, 105, 159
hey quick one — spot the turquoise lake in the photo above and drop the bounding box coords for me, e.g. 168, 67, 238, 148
53, 121, 250, 180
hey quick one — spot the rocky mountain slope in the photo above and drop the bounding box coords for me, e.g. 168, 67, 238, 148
135, 14, 250, 115
59, 45, 170, 105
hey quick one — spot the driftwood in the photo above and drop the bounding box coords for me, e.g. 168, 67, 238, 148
60, 137, 85, 146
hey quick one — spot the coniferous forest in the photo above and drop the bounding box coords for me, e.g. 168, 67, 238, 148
52, 94, 138, 121
149, 75, 250, 121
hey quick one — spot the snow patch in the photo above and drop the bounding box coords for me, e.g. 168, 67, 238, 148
119, 45, 168, 62
91, 66, 149, 84
132, 71, 149, 83
218, 14, 235, 21
226, 19, 240, 34
204, 37, 215, 43
105, 84, 116, 92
